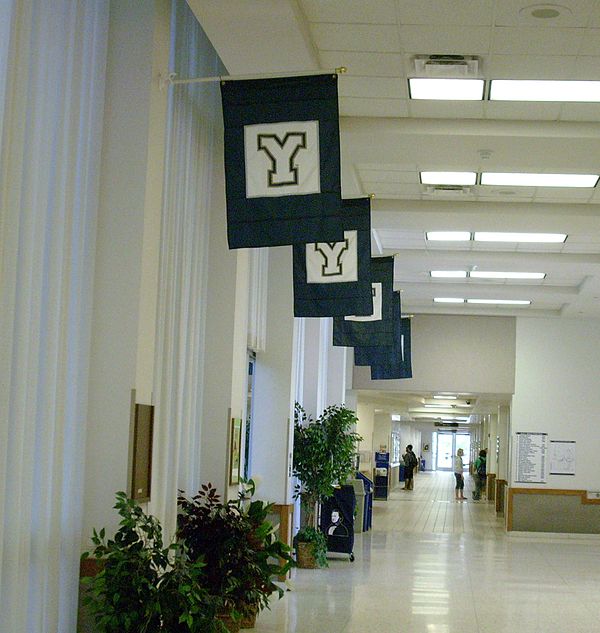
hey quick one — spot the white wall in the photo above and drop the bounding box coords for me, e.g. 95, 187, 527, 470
356, 400, 375, 474
512, 318, 600, 490
84, 0, 167, 543
353, 314, 516, 395
251, 247, 297, 504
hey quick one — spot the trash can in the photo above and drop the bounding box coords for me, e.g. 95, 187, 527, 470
356, 472, 373, 531
349, 479, 366, 533
319, 485, 356, 561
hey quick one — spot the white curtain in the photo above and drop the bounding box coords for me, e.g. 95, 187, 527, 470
0, 1, 109, 631
150, 0, 222, 536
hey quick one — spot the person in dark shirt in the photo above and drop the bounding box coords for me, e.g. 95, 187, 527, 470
402, 445, 418, 490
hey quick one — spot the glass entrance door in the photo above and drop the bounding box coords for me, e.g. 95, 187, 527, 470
435, 432, 471, 471
436, 433, 454, 470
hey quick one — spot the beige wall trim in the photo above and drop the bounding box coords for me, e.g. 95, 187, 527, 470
508, 487, 600, 531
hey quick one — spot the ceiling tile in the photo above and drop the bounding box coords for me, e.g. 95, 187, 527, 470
365, 182, 424, 195
408, 100, 485, 119
494, 0, 596, 27
484, 101, 562, 120
300, 0, 397, 24
319, 51, 405, 76
358, 169, 417, 184
589, 7, 600, 28
310, 23, 401, 52
487, 54, 577, 79
396, 0, 494, 26
492, 27, 583, 56
339, 97, 409, 117
579, 29, 600, 55
399, 25, 492, 54
573, 56, 600, 79
339, 75, 408, 98
536, 186, 595, 198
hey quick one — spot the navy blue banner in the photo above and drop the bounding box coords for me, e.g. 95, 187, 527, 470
368, 307, 413, 380
221, 73, 345, 249
353, 292, 402, 366
332, 256, 394, 347
292, 198, 372, 317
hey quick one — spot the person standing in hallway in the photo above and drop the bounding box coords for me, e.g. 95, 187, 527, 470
472, 449, 487, 500
453, 448, 467, 500
403, 444, 418, 490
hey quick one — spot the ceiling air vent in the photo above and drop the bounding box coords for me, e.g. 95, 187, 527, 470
413, 55, 480, 78
425, 185, 472, 195
434, 421, 459, 427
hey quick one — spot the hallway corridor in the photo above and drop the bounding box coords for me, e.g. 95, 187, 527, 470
254, 471, 600, 633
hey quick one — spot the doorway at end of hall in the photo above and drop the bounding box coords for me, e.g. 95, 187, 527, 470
433, 432, 471, 471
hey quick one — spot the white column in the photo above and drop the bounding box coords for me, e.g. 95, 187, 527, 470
84, 0, 170, 545
497, 404, 510, 481
251, 247, 297, 504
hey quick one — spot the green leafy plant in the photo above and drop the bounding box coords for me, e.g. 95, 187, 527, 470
293, 526, 329, 568
81, 492, 218, 633
293, 403, 362, 528
177, 480, 294, 621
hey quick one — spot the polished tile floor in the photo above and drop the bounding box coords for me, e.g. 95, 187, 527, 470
255, 471, 600, 633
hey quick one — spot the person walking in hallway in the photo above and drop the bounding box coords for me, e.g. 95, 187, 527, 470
473, 449, 487, 501
454, 448, 467, 500
403, 444, 418, 490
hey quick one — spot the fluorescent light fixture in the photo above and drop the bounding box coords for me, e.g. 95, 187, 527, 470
473, 232, 567, 243
433, 297, 464, 303
490, 79, 600, 102
470, 271, 546, 280
453, 417, 469, 421
430, 270, 468, 278
426, 231, 471, 241
421, 171, 477, 185
467, 299, 531, 305
424, 404, 448, 408
480, 172, 598, 187
409, 78, 485, 100
434, 395, 457, 400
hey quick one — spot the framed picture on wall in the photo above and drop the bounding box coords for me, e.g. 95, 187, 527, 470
229, 417, 243, 485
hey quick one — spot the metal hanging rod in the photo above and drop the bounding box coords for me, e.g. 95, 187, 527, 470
165, 66, 347, 87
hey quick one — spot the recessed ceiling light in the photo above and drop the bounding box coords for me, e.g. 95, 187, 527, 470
434, 297, 464, 303
467, 299, 531, 305
490, 80, 600, 102
434, 395, 457, 399
473, 232, 567, 243
409, 78, 484, 100
426, 231, 471, 241
430, 270, 468, 278
424, 404, 448, 408
480, 172, 598, 187
470, 271, 546, 280
421, 171, 477, 185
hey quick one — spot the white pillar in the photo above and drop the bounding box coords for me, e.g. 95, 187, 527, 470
251, 247, 297, 504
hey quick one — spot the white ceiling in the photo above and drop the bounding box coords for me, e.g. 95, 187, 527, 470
184, 0, 600, 418
188, 0, 600, 321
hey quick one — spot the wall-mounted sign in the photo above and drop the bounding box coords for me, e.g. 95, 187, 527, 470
515, 432, 548, 484
549, 440, 576, 476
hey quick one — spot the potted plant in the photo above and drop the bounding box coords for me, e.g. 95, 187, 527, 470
292, 403, 362, 568
293, 526, 328, 569
81, 492, 218, 632
177, 481, 294, 631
